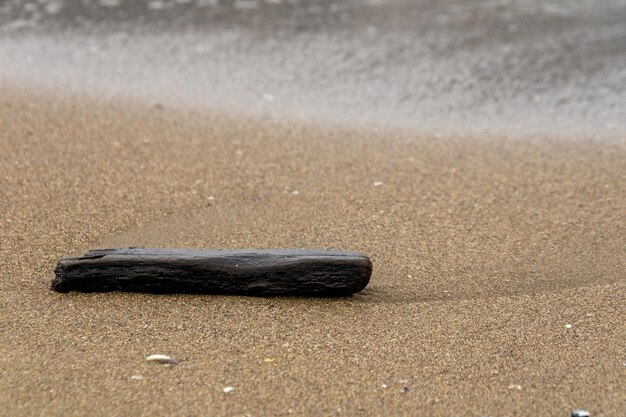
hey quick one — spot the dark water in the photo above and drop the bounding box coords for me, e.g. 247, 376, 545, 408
2, 0, 626, 136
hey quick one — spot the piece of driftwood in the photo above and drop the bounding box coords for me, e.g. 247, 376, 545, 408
52, 248, 372, 296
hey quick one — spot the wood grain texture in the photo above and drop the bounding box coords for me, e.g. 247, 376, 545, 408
52, 248, 372, 296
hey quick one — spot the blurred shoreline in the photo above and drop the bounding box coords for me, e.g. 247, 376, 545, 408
2, 0, 626, 137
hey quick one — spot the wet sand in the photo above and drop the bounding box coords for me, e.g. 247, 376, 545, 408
1, 85, 624, 416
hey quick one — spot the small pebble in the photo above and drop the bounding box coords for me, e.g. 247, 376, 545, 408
507, 384, 522, 390
373, 181, 383, 187
565, 324, 573, 329
146, 354, 179, 365
572, 409, 590, 417
223, 386, 234, 394
400, 386, 409, 394
131, 374, 143, 381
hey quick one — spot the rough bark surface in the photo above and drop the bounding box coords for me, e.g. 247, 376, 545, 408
52, 248, 372, 296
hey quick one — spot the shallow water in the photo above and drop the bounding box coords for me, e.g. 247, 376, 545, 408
1, 0, 626, 136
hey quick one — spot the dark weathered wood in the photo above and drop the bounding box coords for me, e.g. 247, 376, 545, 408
52, 248, 372, 296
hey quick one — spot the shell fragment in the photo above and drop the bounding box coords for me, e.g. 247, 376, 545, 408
146, 354, 179, 365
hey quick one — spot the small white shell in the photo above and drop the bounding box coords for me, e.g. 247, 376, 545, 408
223, 386, 234, 394
146, 354, 179, 365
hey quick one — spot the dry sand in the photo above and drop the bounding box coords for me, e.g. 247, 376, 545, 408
0, 85, 624, 416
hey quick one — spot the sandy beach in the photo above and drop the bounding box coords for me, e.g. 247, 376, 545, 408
1, 1, 626, 416
1, 84, 624, 416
